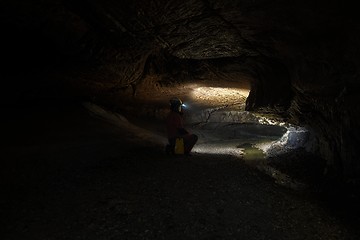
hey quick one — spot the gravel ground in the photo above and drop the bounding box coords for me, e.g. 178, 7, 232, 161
1, 102, 359, 240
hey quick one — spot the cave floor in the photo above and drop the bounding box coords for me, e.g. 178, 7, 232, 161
2, 101, 359, 240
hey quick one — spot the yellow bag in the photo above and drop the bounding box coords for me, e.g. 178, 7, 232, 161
175, 138, 184, 154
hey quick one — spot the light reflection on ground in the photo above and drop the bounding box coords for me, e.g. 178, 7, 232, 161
86, 77, 310, 179
85, 101, 310, 190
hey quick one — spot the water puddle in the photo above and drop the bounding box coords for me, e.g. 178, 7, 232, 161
192, 123, 309, 191
238, 143, 266, 161
239, 143, 308, 191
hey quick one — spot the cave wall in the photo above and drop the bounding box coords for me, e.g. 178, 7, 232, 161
275, 2, 360, 179
1, 0, 360, 180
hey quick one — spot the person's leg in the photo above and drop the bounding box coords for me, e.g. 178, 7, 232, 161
166, 138, 176, 155
183, 134, 198, 154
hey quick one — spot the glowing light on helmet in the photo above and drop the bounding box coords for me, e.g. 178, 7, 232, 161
169, 97, 185, 112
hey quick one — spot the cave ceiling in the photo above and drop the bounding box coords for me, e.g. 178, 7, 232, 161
3, 0, 340, 61
65, 0, 306, 59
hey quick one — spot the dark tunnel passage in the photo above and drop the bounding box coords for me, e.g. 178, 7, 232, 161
1, 0, 360, 239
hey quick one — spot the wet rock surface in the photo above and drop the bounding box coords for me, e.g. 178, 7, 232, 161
2, 102, 359, 240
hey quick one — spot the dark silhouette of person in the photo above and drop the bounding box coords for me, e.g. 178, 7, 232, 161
165, 97, 198, 155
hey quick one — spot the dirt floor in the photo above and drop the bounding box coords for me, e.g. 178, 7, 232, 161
2, 100, 360, 240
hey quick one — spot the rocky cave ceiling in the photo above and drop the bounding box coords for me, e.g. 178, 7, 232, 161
1, 0, 360, 179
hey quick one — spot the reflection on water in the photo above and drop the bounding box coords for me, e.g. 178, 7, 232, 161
190, 121, 310, 190
242, 145, 266, 161
191, 122, 287, 159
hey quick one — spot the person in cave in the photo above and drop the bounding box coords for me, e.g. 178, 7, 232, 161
165, 97, 198, 156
